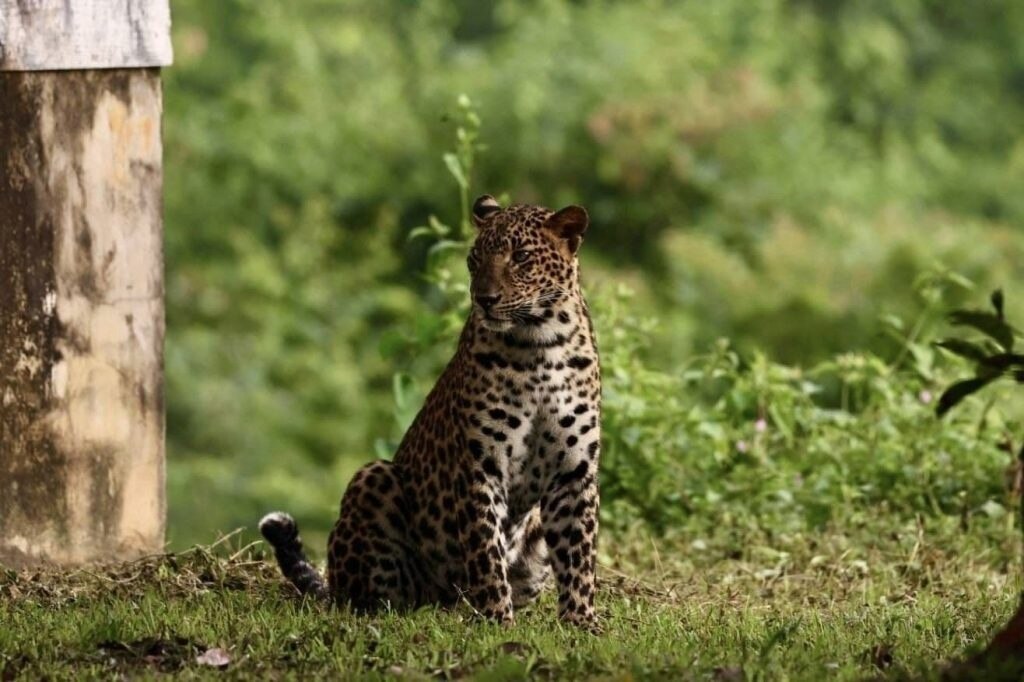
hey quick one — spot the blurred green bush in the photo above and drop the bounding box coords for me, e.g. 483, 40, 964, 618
163, 0, 1024, 547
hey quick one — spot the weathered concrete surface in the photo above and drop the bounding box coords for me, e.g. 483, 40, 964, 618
0, 0, 173, 71
0, 69, 165, 567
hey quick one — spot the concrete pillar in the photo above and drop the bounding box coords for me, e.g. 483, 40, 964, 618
0, 1, 172, 566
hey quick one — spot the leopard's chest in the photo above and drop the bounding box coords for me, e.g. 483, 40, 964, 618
465, 344, 599, 519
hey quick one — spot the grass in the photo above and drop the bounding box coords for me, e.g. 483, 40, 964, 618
2, 518, 1021, 681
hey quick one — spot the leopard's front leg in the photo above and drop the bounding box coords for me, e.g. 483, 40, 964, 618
459, 436, 514, 624
541, 416, 601, 628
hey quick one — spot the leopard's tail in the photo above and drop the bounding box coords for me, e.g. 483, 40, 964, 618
258, 512, 329, 600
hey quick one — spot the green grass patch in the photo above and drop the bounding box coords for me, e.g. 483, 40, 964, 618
2, 521, 1019, 680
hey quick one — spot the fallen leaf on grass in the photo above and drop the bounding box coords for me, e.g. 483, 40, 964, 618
196, 647, 231, 668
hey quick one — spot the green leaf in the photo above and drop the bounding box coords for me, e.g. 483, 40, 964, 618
879, 314, 904, 331
979, 353, 1024, 371
991, 289, 1004, 320
944, 271, 976, 291
408, 226, 435, 241
981, 500, 1006, 518
767, 404, 794, 444
427, 239, 469, 259
935, 375, 998, 417
392, 372, 413, 410
933, 338, 989, 363
908, 343, 934, 379
443, 153, 468, 189
947, 310, 1015, 351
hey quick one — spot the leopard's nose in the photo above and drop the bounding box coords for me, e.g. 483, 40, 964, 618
475, 293, 501, 311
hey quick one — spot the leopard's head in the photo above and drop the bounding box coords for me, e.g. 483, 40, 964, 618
467, 195, 589, 333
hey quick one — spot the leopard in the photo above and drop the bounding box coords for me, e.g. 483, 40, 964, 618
259, 195, 601, 628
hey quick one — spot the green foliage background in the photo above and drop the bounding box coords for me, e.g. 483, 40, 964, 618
164, 0, 1024, 549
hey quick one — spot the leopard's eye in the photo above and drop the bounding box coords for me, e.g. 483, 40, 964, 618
467, 248, 481, 271
512, 249, 530, 264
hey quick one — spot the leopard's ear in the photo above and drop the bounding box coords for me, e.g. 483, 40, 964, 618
472, 195, 501, 227
544, 205, 589, 254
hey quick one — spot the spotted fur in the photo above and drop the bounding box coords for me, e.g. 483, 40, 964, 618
260, 196, 601, 628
